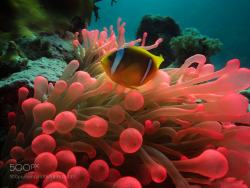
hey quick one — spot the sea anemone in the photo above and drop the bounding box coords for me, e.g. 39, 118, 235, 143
1, 18, 250, 188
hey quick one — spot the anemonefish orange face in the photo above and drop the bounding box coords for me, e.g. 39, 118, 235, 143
101, 46, 164, 87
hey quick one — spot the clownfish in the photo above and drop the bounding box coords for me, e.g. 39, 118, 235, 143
101, 46, 164, 87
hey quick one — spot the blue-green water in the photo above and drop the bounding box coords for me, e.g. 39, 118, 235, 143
90, 0, 250, 68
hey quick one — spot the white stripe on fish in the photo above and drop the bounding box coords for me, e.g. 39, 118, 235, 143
111, 48, 125, 75
140, 59, 152, 84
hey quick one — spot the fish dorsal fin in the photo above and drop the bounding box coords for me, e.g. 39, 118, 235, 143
129, 46, 164, 68
129, 46, 152, 57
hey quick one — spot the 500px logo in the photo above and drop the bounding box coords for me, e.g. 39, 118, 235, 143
9, 163, 38, 172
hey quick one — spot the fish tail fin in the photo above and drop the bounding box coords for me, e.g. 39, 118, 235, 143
154, 54, 164, 68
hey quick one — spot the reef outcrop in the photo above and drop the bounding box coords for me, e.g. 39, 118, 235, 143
170, 28, 223, 67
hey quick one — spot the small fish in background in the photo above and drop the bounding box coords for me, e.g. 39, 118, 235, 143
93, 0, 118, 21
101, 46, 164, 87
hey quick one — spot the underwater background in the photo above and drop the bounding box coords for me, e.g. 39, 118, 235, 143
90, 0, 250, 68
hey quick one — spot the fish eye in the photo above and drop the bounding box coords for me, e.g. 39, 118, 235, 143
108, 52, 116, 62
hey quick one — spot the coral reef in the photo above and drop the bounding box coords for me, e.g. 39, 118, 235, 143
136, 15, 181, 68
170, 28, 223, 67
0, 58, 66, 88
0, 34, 74, 81
1, 19, 250, 188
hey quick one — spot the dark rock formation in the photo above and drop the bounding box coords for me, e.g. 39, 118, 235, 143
136, 15, 181, 68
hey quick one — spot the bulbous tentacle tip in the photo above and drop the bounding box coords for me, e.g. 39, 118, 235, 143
113, 176, 142, 188
67, 166, 90, 188
119, 128, 143, 153
88, 159, 110, 182
173, 149, 229, 179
